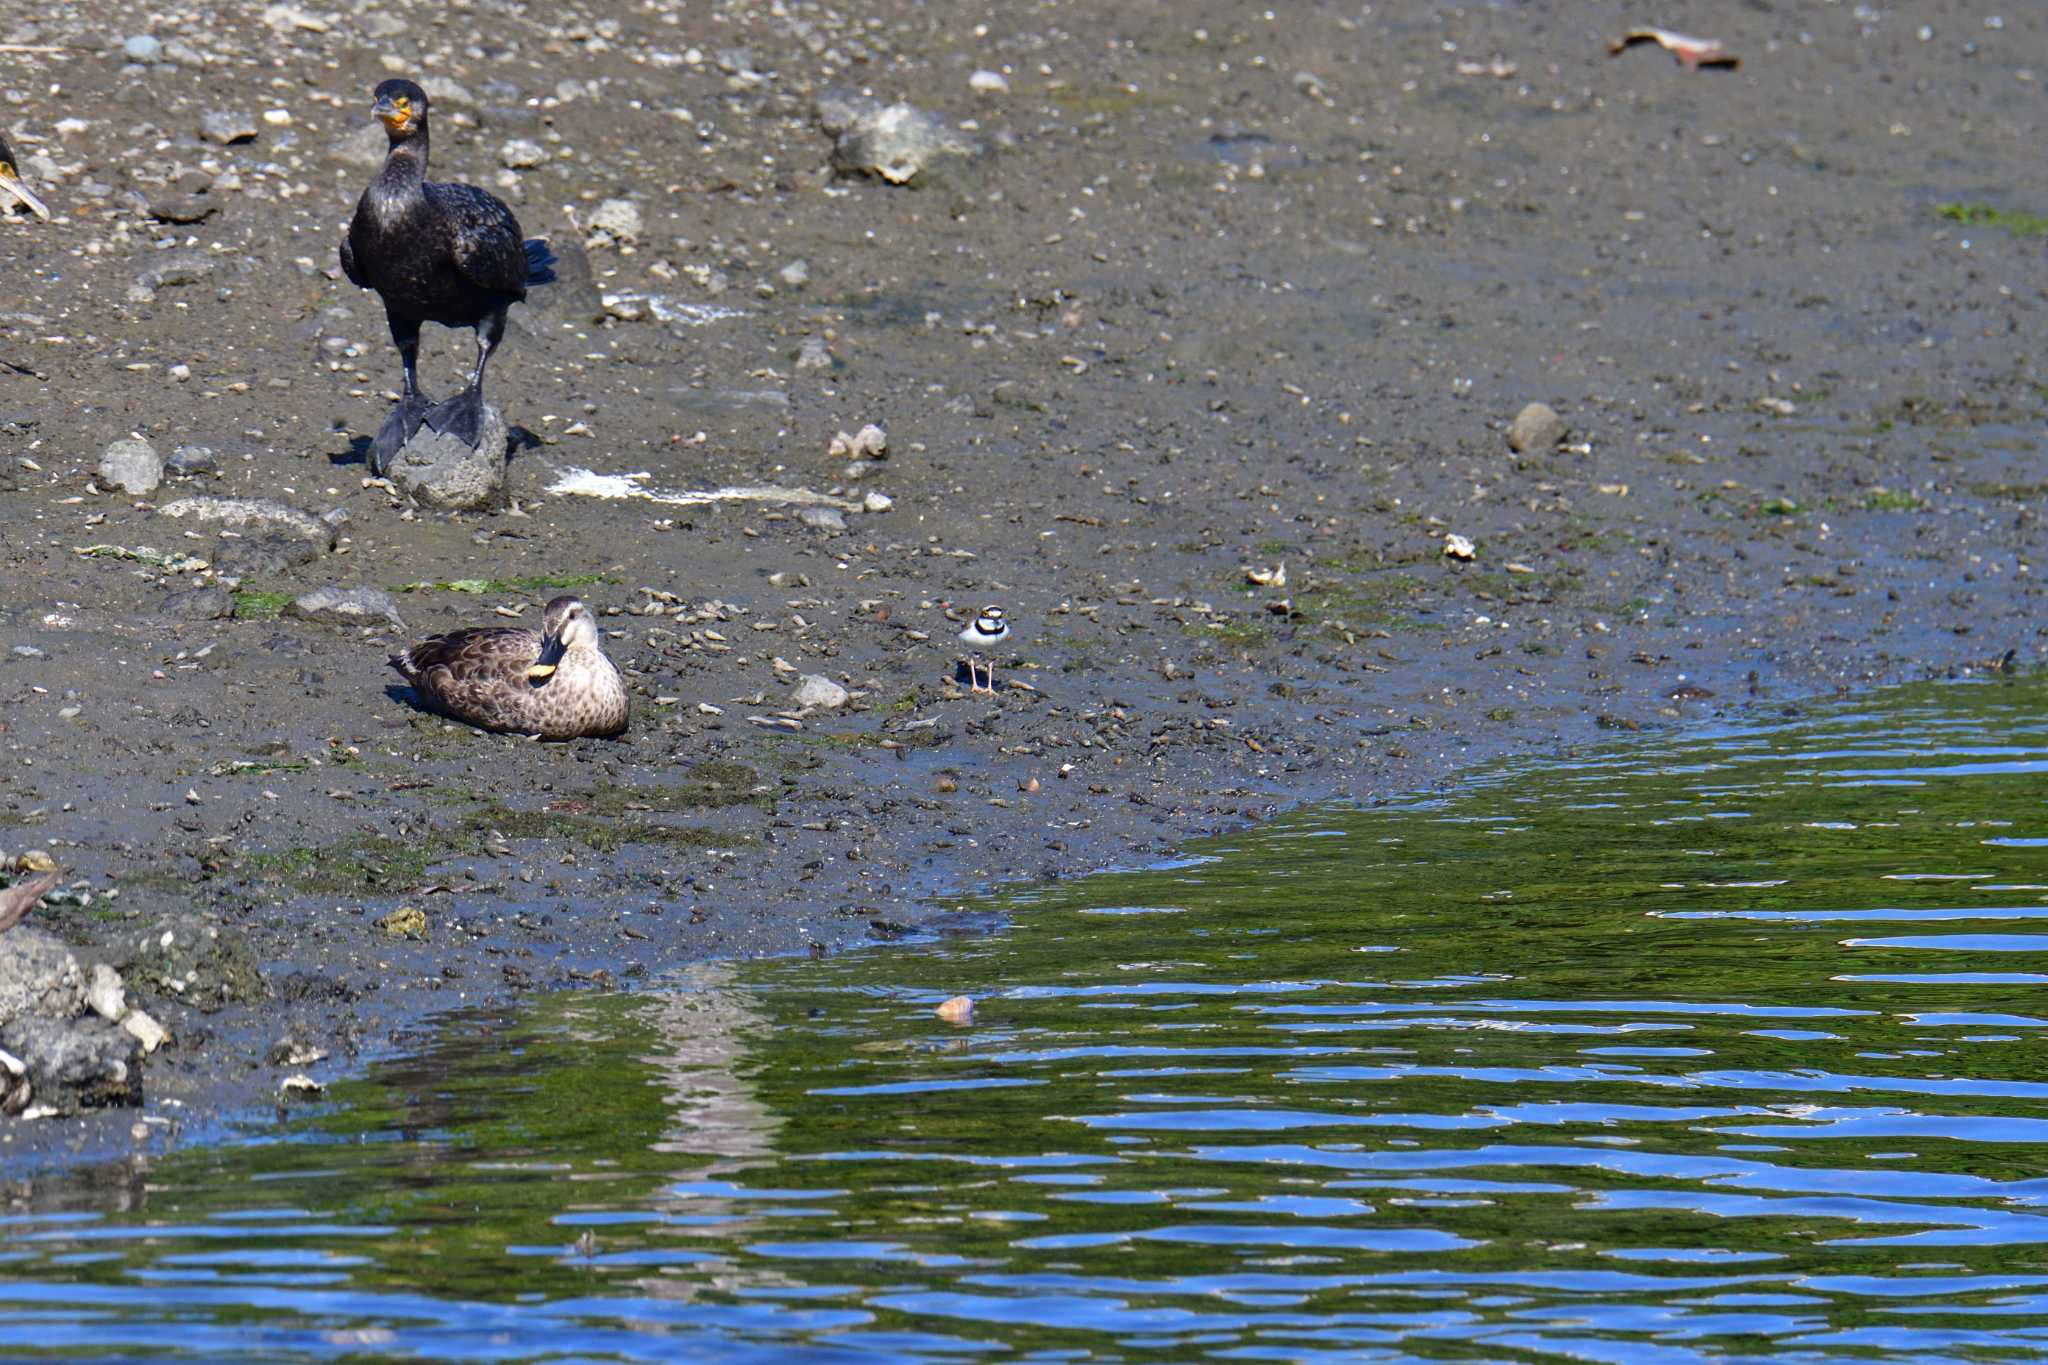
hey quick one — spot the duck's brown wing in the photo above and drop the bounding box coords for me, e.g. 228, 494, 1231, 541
391, 625, 540, 680
390, 626, 549, 731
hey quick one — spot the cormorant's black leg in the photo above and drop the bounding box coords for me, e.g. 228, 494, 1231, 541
370, 315, 434, 474
423, 306, 506, 448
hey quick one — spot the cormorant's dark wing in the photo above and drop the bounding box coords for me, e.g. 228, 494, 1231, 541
339, 231, 366, 288
424, 182, 528, 298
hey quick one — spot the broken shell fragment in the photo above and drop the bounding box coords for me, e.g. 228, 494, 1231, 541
935, 995, 975, 1025
1608, 27, 1738, 70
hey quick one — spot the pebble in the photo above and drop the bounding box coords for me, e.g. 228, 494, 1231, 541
795, 335, 834, 371
1507, 401, 1568, 453
376, 906, 427, 938
969, 69, 1010, 94
167, 444, 218, 476
1443, 532, 1476, 560
778, 260, 810, 289
283, 585, 406, 632
799, 506, 847, 534
98, 437, 164, 495
793, 674, 850, 710
121, 1009, 167, 1055
85, 964, 127, 1023
829, 424, 888, 459
121, 34, 162, 63
587, 198, 643, 247
199, 110, 260, 146
862, 491, 894, 514
500, 139, 546, 169
148, 191, 217, 225
133, 249, 217, 293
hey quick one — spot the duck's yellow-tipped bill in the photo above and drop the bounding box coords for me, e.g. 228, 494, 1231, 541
525, 663, 558, 681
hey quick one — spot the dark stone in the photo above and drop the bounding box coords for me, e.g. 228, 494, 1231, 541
211, 533, 326, 577
0, 926, 87, 1022
114, 912, 265, 1012
160, 586, 235, 620
0, 1016, 143, 1110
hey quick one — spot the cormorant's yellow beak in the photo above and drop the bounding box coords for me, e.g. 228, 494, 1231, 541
372, 95, 416, 133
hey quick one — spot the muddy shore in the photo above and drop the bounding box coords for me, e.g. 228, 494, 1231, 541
0, 0, 2043, 1165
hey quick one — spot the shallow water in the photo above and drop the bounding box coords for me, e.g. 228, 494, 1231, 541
9, 678, 2048, 1362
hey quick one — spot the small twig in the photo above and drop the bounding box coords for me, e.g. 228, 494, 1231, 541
0, 44, 67, 54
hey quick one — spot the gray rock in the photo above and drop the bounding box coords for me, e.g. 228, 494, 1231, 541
329, 121, 386, 170
793, 674, 850, 711
798, 506, 847, 533
520, 236, 605, 324
159, 495, 338, 547
384, 405, 509, 511
500, 138, 546, 169
160, 586, 235, 620
199, 111, 259, 146
135, 250, 218, 293
122, 1009, 167, 1054
1507, 401, 1568, 454
587, 198, 642, 246
121, 34, 162, 63
815, 88, 985, 186
98, 437, 163, 494
212, 534, 327, 577
148, 191, 217, 224
283, 585, 405, 632
0, 926, 87, 1024
421, 75, 474, 105
167, 444, 218, 476
504, 451, 564, 506
0, 1015, 141, 1110
115, 912, 264, 1013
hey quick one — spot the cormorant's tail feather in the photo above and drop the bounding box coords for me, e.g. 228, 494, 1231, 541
523, 237, 558, 287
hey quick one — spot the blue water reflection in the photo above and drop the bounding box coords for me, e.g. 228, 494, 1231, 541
8, 679, 2048, 1360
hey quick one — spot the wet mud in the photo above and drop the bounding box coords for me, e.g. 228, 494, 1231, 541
0, 0, 2042, 1162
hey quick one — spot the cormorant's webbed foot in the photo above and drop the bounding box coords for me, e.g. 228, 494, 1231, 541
369, 390, 435, 475
423, 387, 486, 448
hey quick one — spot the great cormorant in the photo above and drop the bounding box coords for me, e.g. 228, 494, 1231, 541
340, 79, 554, 470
